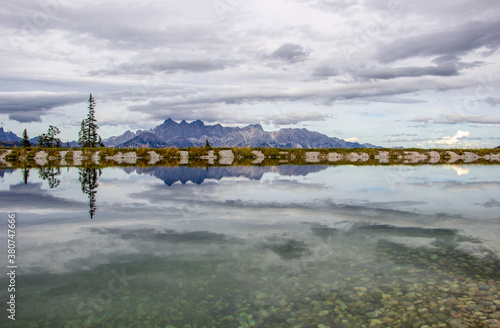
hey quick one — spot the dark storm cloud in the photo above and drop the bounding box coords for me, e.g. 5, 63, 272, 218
91, 59, 237, 76
0, 92, 85, 122
269, 43, 310, 64
377, 19, 500, 63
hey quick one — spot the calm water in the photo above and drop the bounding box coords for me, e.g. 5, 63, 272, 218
1, 165, 499, 328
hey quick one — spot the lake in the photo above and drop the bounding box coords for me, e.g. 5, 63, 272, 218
1, 164, 499, 327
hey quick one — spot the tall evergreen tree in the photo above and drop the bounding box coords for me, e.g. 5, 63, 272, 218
79, 94, 103, 148
21, 129, 31, 148
78, 119, 88, 147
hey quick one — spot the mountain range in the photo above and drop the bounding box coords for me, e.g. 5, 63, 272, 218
0, 127, 49, 147
2, 121, 500, 149
0, 127, 22, 142
104, 119, 378, 148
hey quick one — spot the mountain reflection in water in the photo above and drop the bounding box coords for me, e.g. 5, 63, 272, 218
125, 165, 328, 186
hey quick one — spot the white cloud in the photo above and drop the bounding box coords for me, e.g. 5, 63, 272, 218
429, 130, 470, 145
443, 165, 470, 176
345, 137, 359, 143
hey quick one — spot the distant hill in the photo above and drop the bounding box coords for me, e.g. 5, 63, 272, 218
496, 146, 500, 149
0, 128, 22, 143
104, 118, 378, 149
0, 140, 20, 147
0, 129, 78, 147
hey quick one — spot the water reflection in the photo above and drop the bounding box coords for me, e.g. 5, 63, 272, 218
3, 220, 499, 328
38, 167, 61, 188
22, 167, 29, 184
0, 164, 500, 327
129, 165, 328, 185
25, 166, 103, 219
79, 168, 101, 220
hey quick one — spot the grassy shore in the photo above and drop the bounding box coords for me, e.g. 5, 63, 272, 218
1, 147, 499, 168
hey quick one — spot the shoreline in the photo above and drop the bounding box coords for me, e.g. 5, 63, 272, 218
1, 147, 500, 168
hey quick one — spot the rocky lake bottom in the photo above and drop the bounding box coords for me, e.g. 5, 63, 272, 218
0, 164, 499, 327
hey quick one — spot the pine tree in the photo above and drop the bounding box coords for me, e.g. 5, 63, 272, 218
38, 133, 48, 147
21, 129, 31, 148
78, 119, 88, 147
79, 94, 103, 148
38, 126, 61, 148
205, 139, 212, 148
47, 125, 61, 147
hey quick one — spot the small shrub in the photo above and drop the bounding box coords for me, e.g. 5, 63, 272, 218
189, 147, 209, 158
157, 148, 180, 158
232, 147, 254, 159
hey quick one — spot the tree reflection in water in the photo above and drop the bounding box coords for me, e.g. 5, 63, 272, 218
78, 167, 102, 220
38, 167, 61, 189
30, 166, 101, 219
22, 168, 30, 185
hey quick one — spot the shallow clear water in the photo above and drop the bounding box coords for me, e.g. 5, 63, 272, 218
0, 165, 499, 327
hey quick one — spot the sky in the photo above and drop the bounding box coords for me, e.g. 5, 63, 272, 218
1, 0, 500, 148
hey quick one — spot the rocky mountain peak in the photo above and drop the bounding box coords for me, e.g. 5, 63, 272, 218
104, 118, 378, 149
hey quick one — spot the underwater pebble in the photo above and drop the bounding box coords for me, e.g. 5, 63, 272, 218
369, 318, 383, 327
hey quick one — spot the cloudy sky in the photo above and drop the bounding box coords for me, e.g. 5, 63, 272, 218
1, 0, 500, 147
